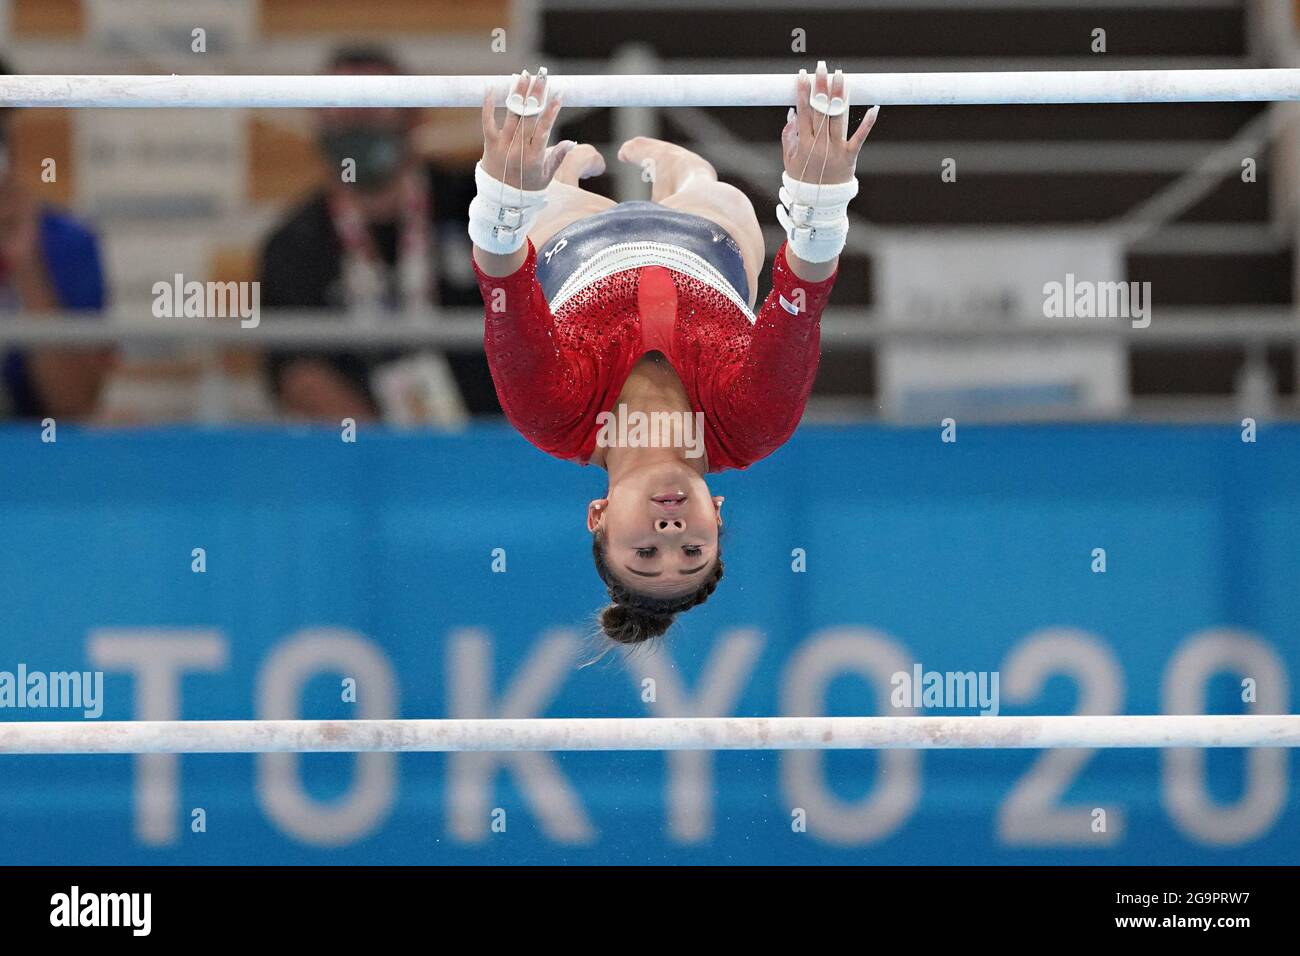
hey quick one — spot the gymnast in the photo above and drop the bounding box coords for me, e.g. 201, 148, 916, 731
470, 62, 878, 646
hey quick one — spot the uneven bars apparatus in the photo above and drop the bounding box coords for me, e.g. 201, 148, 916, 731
2, 70, 1300, 108
0, 71, 1294, 760
0, 716, 1297, 754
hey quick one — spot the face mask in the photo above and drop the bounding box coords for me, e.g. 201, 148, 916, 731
319, 127, 406, 193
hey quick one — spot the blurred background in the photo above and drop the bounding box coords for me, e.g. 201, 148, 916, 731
0, 0, 1296, 865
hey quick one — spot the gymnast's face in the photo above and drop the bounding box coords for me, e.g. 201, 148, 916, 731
588, 460, 723, 597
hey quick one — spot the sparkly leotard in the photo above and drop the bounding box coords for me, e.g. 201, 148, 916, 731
472, 237, 837, 472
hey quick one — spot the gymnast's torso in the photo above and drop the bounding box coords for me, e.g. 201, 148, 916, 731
472, 201, 838, 472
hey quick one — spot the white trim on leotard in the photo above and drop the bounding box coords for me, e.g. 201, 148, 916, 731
547, 241, 756, 324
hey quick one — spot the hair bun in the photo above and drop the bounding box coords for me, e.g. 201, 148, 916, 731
600, 604, 673, 645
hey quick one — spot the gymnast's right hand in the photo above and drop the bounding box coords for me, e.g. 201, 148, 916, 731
479, 69, 574, 190
471, 70, 574, 267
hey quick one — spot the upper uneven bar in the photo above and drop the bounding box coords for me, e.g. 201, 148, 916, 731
2, 70, 1299, 108
0, 715, 1297, 754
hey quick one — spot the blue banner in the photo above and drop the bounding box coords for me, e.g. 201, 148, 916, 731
0, 423, 1296, 864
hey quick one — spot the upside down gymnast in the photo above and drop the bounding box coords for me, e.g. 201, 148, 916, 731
470, 62, 878, 647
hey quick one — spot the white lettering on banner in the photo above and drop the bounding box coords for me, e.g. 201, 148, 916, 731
87, 630, 227, 846
996, 629, 1124, 846
256, 630, 397, 846
77, 627, 1294, 852
1162, 630, 1289, 845
780, 629, 921, 845
446, 629, 595, 843
636, 629, 764, 842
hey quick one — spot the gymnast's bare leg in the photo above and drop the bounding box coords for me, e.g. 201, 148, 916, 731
525, 144, 617, 250
614, 136, 766, 309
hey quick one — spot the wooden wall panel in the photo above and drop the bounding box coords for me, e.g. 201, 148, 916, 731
11, 0, 83, 38
259, 0, 508, 35
10, 110, 75, 205
247, 115, 326, 203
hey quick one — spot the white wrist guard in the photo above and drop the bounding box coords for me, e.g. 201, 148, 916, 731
776, 172, 858, 263
468, 162, 549, 255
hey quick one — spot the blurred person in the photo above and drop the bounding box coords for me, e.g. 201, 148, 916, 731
260, 45, 494, 423
0, 55, 110, 420
471, 64, 877, 647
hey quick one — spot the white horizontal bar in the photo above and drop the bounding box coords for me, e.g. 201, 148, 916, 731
562, 56, 1261, 75
1, 311, 1298, 349
0, 716, 1295, 754
2, 70, 1298, 108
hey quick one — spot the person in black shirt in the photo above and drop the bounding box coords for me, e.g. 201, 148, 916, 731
259, 46, 498, 421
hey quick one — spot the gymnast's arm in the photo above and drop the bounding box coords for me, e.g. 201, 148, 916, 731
777, 62, 878, 283
709, 243, 835, 465
783, 249, 836, 284
715, 64, 879, 457
471, 239, 582, 431
469, 70, 587, 432
472, 245, 527, 280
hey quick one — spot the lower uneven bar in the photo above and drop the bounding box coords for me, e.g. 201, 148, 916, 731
0, 715, 1297, 754
2, 69, 1299, 108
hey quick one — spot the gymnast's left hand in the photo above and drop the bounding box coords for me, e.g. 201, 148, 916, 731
479, 69, 574, 190
782, 61, 879, 184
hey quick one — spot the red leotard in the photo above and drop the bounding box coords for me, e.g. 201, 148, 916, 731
473, 239, 836, 472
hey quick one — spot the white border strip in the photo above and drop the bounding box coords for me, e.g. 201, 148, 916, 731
1, 70, 1298, 108
549, 240, 755, 320
0, 716, 1296, 754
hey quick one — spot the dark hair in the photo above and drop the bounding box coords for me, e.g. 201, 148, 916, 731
0, 54, 10, 126
591, 528, 724, 646
327, 45, 403, 75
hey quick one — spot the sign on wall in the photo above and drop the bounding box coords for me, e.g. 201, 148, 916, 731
875, 229, 1129, 419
